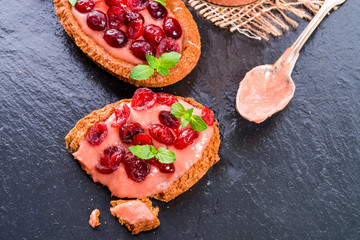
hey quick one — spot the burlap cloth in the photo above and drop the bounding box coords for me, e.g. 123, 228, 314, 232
186, 0, 325, 40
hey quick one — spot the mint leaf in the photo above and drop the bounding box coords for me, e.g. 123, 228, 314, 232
130, 65, 154, 80
153, 0, 166, 6
171, 102, 185, 118
190, 115, 208, 132
128, 145, 157, 160
156, 65, 169, 76
183, 108, 194, 120
156, 148, 176, 164
160, 52, 181, 69
69, 0, 78, 6
146, 54, 160, 69
181, 117, 190, 128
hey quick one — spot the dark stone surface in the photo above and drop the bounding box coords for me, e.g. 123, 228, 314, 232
1, 0, 359, 239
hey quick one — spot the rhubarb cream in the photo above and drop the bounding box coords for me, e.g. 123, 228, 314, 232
73, 99, 214, 199
236, 46, 296, 123
72, 1, 183, 65
110, 200, 155, 224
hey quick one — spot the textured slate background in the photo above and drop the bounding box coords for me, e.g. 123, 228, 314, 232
1, 0, 359, 239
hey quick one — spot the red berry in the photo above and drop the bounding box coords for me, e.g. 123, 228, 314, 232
173, 128, 199, 149
127, 21, 144, 39
111, 104, 131, 127
133, 133, 153, 145
123, 154, 150, 182
119, 122, 144, 144
96, 145, 125, 174
159, 111, 180, 129
86, 122, 108, 146
75, 0, 95, 13
87, 10, 107, 31
156, 92, 178, 106
148, 158, 175, 173
201, 106, 214, 126
107, 6, 126, 29
158, 37, 181, 55
143, 25, 165, 47
147, 1, 168, 20
124, 11, 144, 25
148, 123, 175, 145
103, 29, 128, 48
129, 40, 156, 61
163, 17, 182, 39
105, 0, 127, 9
128, 0, 150, 12
131, 88, 157, 111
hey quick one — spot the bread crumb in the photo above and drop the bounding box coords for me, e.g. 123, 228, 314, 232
89, 209, 100, 228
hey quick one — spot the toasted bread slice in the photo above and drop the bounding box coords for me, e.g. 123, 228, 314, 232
65, 97, 220, 202
110, 198, 160, 234
54, 0, 201, 87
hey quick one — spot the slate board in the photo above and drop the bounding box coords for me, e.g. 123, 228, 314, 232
1, 0, 359, 239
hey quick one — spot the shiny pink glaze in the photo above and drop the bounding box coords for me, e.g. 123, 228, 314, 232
72, 1, 183, 65
89, 209, 100, 228
73, 99, 214, 199
110, 200, 155, 224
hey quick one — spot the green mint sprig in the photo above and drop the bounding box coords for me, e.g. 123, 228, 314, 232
69, 0, 77, 6
171, 102, 208, 132
128, 145, 176, 164
154, 0, 166, 6
130, 52, 181, 81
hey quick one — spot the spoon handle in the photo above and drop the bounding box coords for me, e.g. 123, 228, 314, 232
285, 0, 347, 64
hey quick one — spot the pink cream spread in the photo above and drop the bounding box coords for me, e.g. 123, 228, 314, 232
110, 200, 155, 224
73, 99, 214, 199
72, 2, 183, 65
236, 46, 296, 123
89, 209, 100, 228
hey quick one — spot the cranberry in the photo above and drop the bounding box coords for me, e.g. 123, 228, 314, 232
75, 0, 95, 13
107, 6, 126, 29
158, 37, 181, 55
133, 133, 153, 145
129, 40, 156, 61
173, 128, 199, 149
105, 0, 127, 9
201, 106, 214, 126
120, 122, 144, 144
96, 145, 125, 174
124, 11, 144, 25
87, 10, 107, 31
127, 21, 144, 39
159, 111, 180, 129
143, 25, 165, 47
103, 29, 128, 48
156, 92, 178, 106
131, 88, 157, 110
112, 104, 131, 127
163, 17, 182, 39
147, 1, 168, 20
123, 154, 150, 182
128, 0, 150, 12
86, 122, 108, 146
148, 123, 175, 145
148, 158, 175, 173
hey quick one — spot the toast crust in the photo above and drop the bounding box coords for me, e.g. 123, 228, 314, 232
65, 97, 221, 202
53, 0, 201, 87
110, 198, 160, 234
